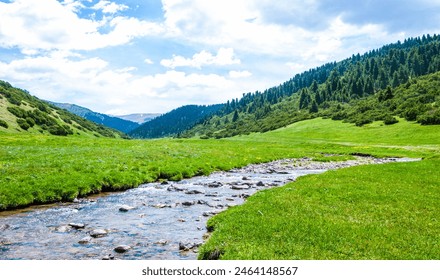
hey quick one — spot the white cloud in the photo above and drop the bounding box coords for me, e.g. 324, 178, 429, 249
160, 0, 404, 67
92, 0, 128, 14
0, 0, 163, 53
0, 53, 253, 113
229, 70, 252, 79
160, 48, 240, 69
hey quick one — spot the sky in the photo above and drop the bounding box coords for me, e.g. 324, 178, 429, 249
0, 0, 440, 115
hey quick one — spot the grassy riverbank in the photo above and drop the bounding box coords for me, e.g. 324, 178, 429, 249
1, 118, 438, 210
198, 118, 440, 259
199, 158, 440, 259
1, 118, 440, 259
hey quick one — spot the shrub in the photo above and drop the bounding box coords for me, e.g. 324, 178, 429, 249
0, 119, 8, 128
7, 106, 27, 118
17, 118, 30, 130
417, 109, 440, 125
383, 115, 399, 125
25, 117, 36, 127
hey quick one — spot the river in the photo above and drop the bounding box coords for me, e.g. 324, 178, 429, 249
0, 156, 416, 260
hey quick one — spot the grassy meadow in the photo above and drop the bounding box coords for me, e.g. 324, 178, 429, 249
1, 118, 439, 259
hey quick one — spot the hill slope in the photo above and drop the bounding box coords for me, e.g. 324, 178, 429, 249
49, 102, 140, 134
0, 81, 124, 138
129, 104, 224, 138
182, 34, 440, 138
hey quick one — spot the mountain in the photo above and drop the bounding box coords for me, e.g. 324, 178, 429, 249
115, 113, 161, 124
49, 102, 140, 134
181, 34, 440, 138
0, 81, 124, 138
128, 104, 224, 139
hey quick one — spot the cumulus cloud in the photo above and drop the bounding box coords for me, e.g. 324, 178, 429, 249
92, 0, 129, 14
160, 48, 240, 69
0, 53, 251, 113
0, 0, 163, 53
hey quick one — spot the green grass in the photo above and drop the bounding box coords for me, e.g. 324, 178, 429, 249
197, 118, 440, 259
1, 118, 438, 210
200, 159, 439, 259
1, 118, 439, 259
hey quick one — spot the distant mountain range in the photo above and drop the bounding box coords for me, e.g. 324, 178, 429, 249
128, 104, 224, 139
115, 113, 161, 124
48, 102, 140, 134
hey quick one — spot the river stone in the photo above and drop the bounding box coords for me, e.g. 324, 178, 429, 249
208, 182, 222, 188
185, 189, 205, 195
182, 201, 195, 207
90, 229, 108, 238
154, 203, 171, 208
114, 245, 131, 253
0, 224, 10, 231
119, 205, 135, 212
78, 236, 92, 244
155, 239, 168, 245
231, 185, 251, 190
69, 223, 85, 229
102, 254, 115, 260
179, 242, 201, 251
256, 181, 265, 187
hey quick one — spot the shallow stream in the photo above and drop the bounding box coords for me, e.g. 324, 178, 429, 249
0, 156, 416, 260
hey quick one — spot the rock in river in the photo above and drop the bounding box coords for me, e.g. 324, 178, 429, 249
78, 236, 92, 244
182, 201, 195, 207
119, 205, 135, 212
69, 223, 85, 229
231, 185, 251, 190
90, 229, 108, 238
114, 245, 131, 253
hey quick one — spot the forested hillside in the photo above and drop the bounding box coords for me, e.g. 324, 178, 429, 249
0, 81, 124, 138
129, 104, 224, 138
49, 102, 140, 134
182, 34, 440, 138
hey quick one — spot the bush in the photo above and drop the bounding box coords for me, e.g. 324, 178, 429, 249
7, 106, 27, 118
383, 115, 399, 125
355, 116, 374, 127
25, 117, 36, 127
17, 118, 30, 130
417, 109, 440, 125
0, 119, 8, 128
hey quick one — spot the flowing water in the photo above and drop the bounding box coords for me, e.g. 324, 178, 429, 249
0, 157, 417, 260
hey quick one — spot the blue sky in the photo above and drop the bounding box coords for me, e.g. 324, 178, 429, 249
1, 0, 440, 114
